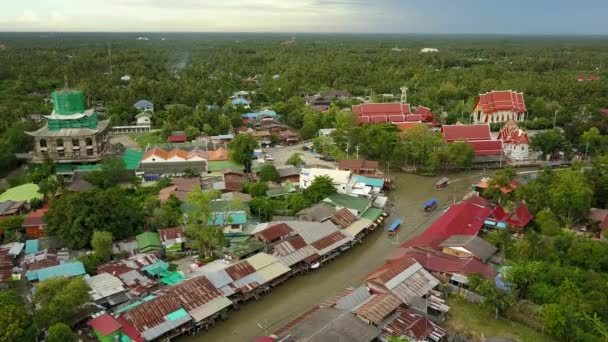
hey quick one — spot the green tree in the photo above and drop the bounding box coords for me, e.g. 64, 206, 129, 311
530, 129, 564, 159
0, 290, 30, 342
269, 134, 281, 146
45, 188, 143, 249
47, 323, 76, 342
91, 231, 113, 262
250, 197, 275, 221
286, 152, 305, 167
286, 193, 310, 215
229, 133, 258, 166
304, 175, 337, 203
85, 158, 135, 189
445, 141, 475, 169
184, 125, 200, 140
469, 278, 515, 319
258, 164, 280, 182
548, 170, 593, 223
0, 216, 24, 243
536, 209, 561, 236
149, 195, 183, 229
184, 189, 225, 257
33, 277, 90, 327
300, 110, 319, 140
542, 303, 569, 339
580, 127, 605, 157
242, 181, 269, 197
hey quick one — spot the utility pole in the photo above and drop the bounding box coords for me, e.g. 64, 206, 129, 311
346, 142, 350, 159
355, 145, 360, 160
553, 110, 558, 129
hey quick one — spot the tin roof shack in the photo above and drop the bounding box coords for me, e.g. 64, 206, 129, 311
97, 254, 161, 297
85, 273, 131, 307
254, 223, 294, 245
22, 206, 49, 238
26, 261, 86, 282
159, 226, 186, 253
0, 244, 19, 285
274, 306, 380, 342
296, 202, 336, 222
364, 257, 440, 308
209, 211, 247, 234
276, 165, 301, 183
121, 295, 193, 341
0, 200, 25, 221
439, 235, 497, 262
136, 232, 162, 254
88, 313, 141, 342
224, 238, 265, 261
381, 307, 447, 342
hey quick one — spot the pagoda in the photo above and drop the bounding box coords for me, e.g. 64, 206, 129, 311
26, 89, 110, 163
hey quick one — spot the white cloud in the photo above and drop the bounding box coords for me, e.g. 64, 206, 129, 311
17, 10, 39, 24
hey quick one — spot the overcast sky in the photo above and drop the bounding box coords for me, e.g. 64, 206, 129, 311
1, 0, 607, 34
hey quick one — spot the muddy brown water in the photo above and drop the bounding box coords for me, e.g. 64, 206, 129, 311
183, 169, 502, 342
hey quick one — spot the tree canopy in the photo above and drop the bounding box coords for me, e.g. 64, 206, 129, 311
258, 164, 280, 182
229, 133, 258, 167
33, 277, 90, 328
304, 175, 337, 203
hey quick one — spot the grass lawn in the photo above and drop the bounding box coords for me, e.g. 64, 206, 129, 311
130, 131, 164, 149
208, 160, 243, 172
444, 296, 554, 342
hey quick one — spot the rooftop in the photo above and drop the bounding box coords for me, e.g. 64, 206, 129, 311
441, 124, 492, 142
324, 193, 371, 213
475, 90, 526, 114
0, 183, 43, 202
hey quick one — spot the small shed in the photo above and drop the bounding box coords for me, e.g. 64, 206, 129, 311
136, 232, 162, 254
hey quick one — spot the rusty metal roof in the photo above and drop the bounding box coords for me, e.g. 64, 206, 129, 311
353, 293, 401, 325
382, 307, 446, 341
225, 261, 256, 280
257, 223, 293, 242
310, 231, 352, 256
330, 208, 358, 228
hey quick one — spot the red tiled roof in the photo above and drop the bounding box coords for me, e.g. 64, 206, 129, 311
463, 195, 491, 208
474, 90, 526, 114
225, 261, 256, 280
88, 313, 123, 336
143, 147, 169, 161
310, 231, 348, 250
353, 103, 412, 116
22, 206, 49, 227
338, 159, 379, 170
413, 106, 433, 119
168, 135, 187, 143
493, 204, 533, 228
577, 75, 601, 81
405, 114, 423, 122
498, 122, 529, 145
466, 140, 503, 156
329, 208, 357, 228
394, 122, 422, 131
403, 202, 492, 251
396, 248, 497, 279
303, 253, 320, 264
257, 223, 293, 242
441, 124, 491, 142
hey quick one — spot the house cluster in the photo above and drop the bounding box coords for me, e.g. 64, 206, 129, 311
304, 89, 352, 112
253, 178, 535, 342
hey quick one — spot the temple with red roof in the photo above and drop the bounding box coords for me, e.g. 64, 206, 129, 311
472, 90, 526, 124
352, 103, 434, 126
498, 121, 530, 160
441, 124, 503, 158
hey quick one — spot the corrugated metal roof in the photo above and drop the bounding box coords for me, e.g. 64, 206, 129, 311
361, 208, 383, 221
330, 208, 358, 228
276, 245, 318, 267
388, 267, 439, 305
225, 261, 256, 280
85, 273, 126, 301
189, 296, 232, 322
257, 223, 293, 242
232, 271, 265, 288
343, 218, 373, 237
27, 261, 86, 281
311, 231, 352, 256
285, 221, 340, 245
246, 253, 277, 271
257, 262, 290, 283
353, 293, 401, 325
201, 269, 233, 288
335, 286, 371, 311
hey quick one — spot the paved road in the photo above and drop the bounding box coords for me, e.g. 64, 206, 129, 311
264, 143, 336, 168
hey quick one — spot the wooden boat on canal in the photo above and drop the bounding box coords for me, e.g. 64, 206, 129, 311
387, 218, 402, 236
435, 177, 449, 189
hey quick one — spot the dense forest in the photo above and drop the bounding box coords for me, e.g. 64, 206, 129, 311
1, 33, 608, 175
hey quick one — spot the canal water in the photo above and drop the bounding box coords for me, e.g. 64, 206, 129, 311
186, 169, 496, 342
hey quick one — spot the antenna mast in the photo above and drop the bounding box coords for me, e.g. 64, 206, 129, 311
400, 86, 408, 104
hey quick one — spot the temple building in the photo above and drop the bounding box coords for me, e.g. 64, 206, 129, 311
471, 90, 526, 124
26, 89, 110, 164
498, 121, 530, 160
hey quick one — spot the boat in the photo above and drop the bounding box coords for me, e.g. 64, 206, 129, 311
435, 177, 449, 189
387, 218, 402, 235
424, 198, 439, 212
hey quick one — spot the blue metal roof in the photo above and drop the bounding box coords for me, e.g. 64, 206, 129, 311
387, 218, 402, 232
209, 212, 247, 226
27, 261, 86, 282
354, 175, 384, 188
25, 239, 38, 255
241, 110, 277, 120
231, 98, 249, 105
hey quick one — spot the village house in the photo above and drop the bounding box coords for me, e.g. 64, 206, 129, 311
276, 165, 300, 183
304, 96, 331, 111
471, 90, 527, 124
577, 75, 601, 81
135, 111, 152, 126
223, 169, 245, 182
136, 232, 162, 254
139, 147, 208, 176
300, 168, 351, 192
85, 273, 131, 307
318, 89, 352, 100
323, 193, 372, 217
159, 226, 187, 253
498, 121, 531, 160
26, 89, 110, 164
231, 97, 250, 108
22, 206, 49, 238
296, 202, 336, 222
438, 235, 498, 262
133, 99, 154, 113
0, 200, 26, 222
97, 256, 159, 298
338, 159, 381, 176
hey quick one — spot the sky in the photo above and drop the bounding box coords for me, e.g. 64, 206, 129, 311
1, 0, 607, 35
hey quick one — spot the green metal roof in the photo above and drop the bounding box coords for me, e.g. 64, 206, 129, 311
207, 160, 243, 172
226, 238, 264, 258
123, 149, 144, 170
160, 271, 186, 285
209, 212, 247, 226
136, 232, 162, 253
324, 193, 371, 212
0, 183, 43, 202
140, 260, 169, 276
361, 207, 383, 221
25, 239, 39, 254
166, 308, 189, 321
75, 164, 102, 171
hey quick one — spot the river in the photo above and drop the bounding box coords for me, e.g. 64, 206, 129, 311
185, 169, 498, 342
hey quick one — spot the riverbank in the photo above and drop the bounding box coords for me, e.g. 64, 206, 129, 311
183, 169, 499, 342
